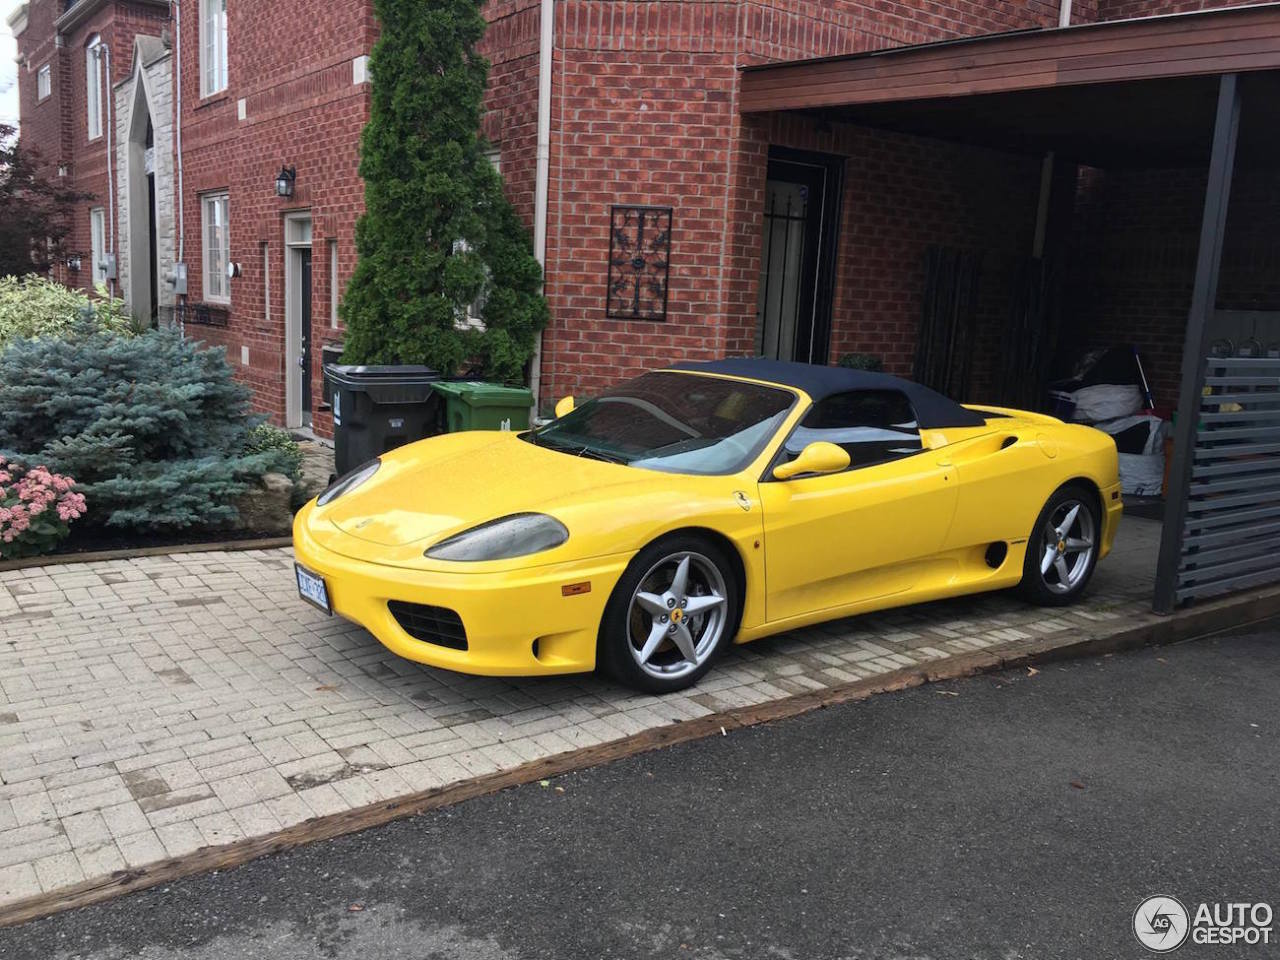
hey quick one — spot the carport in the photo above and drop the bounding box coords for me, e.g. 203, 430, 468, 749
739, 3, 1280, 614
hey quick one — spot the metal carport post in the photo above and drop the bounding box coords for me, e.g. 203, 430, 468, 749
1152, 74, 1241, 615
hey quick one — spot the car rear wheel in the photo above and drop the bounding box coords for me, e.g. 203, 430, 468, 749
1019, 484, 1100, 606
599, 534, 741, 694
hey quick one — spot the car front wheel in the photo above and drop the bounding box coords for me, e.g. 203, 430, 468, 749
1019, 484, 1101, 606
598, 534, 741, 694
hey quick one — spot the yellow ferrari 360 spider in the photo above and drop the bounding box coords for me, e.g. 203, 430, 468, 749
293, 359, 1121, 693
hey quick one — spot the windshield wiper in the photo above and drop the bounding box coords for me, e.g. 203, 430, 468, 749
575, 446, 628, 464
539, 436, 627, 464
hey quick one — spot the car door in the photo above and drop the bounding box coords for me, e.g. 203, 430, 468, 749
757, 389, 958, 623
936, 426, 1059, 554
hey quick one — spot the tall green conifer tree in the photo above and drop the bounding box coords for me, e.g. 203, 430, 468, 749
340, 0, 548, 382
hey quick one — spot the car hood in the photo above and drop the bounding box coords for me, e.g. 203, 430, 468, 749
319, 430, 658, 551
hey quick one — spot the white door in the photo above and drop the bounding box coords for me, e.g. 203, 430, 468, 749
284, 214, 313, 429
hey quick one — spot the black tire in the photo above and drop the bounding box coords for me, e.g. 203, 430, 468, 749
1018, 483, 1101, 607
598, 533, 742, 694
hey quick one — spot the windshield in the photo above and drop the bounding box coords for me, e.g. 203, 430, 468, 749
526, 371, 794, 475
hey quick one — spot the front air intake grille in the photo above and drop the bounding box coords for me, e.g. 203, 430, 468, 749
387, 601, 468, 650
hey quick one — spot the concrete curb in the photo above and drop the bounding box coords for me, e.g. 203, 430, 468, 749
0, 537, 294, 573
3, 582, 1277, 928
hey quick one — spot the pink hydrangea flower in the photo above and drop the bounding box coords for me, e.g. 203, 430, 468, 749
0, 459, 84, 557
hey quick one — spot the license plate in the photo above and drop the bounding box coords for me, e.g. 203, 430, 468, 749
295, 563, 332, 615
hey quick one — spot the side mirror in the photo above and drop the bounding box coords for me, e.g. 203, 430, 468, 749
554, 395, 575, 418
772, 441, 850, 481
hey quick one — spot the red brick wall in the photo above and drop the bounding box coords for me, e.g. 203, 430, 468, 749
14, 0, 68, 180
177, 0, 542, 434
1066, 162, 1280, 411
1095, 0, 1259, 20
23, 0, 1270, 430
15, 1, 168, 294
739, 0, 1065, 64
538, 3, 741, 404
1067, 166, 1196, 408
176, 0, 377, 430
481, 0, 543, 233
1219, 164, 1280, 317
722, 114, 1042, 396
537, 0, 1064, 408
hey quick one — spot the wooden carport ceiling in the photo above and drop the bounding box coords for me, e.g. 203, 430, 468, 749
805, 72, 1278, 168
740, 4, 1280, 167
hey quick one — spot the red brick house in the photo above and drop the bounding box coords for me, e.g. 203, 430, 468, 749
8, 0, 1277, 440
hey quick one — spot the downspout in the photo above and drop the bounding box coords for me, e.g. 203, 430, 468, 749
1041, 0, 1071, 255
171, 0, 186, 334
173, 2, 185, 267
101, 41, 116, 299
527, 0, 553, 414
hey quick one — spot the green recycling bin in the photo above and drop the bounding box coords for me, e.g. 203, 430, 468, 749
432, 381, 533, 433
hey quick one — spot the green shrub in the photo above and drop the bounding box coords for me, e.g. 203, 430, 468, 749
0, 327, 278, 531
837, 352, 885, 372
246, 423, 303, 484
0, 275, 134, 348
339, 0, 548, 382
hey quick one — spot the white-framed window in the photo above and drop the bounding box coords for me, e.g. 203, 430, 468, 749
37, 64, 51, 101
285, 216, 312, 247
484, 148, 501, 174
261, 242, 270, 321
86, 37, 103, 140
200, 0, 228, 97
89, 207, 107, 286
202, 192, 231, 303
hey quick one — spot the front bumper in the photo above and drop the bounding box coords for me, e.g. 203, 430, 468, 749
292, 503, 629, 676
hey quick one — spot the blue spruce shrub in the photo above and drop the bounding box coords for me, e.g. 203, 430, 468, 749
0, 326, 290, 531
245, 423, 303, 483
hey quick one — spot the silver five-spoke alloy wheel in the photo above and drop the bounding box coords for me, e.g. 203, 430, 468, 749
1039, 499, 1096, 594
627, 551, 728, 680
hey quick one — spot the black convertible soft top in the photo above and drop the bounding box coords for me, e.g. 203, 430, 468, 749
669, 358, 988, 429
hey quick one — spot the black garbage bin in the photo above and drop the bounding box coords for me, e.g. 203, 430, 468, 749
319, 344, 344, 415
320, 342, 345, 372
325, 364, 443, 477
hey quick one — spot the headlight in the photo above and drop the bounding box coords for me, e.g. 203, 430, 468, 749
426, 513, 568, 561
317, 459, 380, 506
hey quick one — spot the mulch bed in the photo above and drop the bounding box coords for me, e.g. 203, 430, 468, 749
51, 525, 289, 557
0, 526, 296, 572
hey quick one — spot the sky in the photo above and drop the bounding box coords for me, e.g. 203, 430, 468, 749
1, 2, 19, 130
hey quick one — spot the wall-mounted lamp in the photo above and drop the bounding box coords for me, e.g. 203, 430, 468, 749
66, 255, 82, 272
275, 165, 296, 199
227, 261, 243, 280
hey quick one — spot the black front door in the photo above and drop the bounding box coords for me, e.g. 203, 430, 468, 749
145, 118, 158, 325
756, 148, 844, 365
300, 249, 313, 422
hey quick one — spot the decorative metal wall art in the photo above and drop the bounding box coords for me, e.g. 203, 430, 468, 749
172, 302, 230, 328
607, 205, 672, 321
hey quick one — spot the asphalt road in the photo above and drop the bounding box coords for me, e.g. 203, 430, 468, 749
6, 626, 1278, 960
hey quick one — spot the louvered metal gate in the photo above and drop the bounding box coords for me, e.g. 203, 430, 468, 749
1165, 355, 1280, 606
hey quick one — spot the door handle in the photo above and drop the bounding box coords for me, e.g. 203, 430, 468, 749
937, 456, 952, 468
